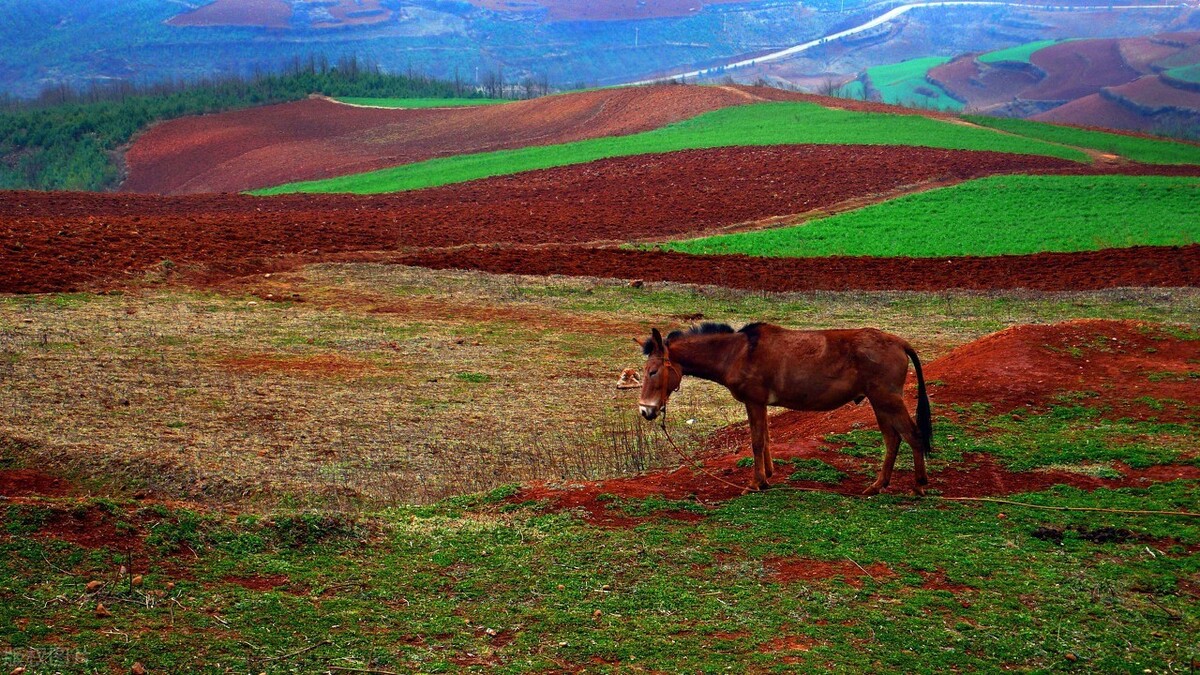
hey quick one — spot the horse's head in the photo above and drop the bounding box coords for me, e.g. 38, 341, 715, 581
636, 328, 682, 421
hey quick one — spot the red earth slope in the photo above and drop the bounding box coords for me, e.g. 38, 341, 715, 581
119, 85, 947, 196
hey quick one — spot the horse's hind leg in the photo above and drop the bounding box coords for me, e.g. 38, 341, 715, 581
895, 415, 929, 496
863, 411, 901, 496
870, 395, 929, 496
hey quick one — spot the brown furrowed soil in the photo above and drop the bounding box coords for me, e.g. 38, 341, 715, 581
3, 145, 1091, 293
119, 85, 949, 195
395, 244, 1200, 293
518, 320, 1200, 525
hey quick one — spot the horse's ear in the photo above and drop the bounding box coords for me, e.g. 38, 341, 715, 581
651, 328, 664, 351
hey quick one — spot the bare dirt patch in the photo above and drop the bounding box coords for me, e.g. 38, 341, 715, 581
166, 0, 292, 28
0, 468, 69, 498
218, 353, 381, 378
765, 557, 895, 587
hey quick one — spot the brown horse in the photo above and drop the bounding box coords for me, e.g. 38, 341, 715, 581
638, 323, 932, 495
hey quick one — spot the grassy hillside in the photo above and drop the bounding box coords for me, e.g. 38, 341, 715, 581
251, 102, 1089, 195
965, 115, 1200, 165
656, 175, 1200, 258
864, 57, 962, 111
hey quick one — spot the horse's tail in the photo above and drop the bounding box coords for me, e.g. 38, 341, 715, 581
904, 345, 933, 457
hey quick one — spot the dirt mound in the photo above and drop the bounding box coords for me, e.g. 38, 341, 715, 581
514, 320, 1200, 525
123, 85, 768, 195
5, 144, 1085, 293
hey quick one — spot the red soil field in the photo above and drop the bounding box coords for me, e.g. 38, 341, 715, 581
396, 244, 1200, 293
1033, 92, 1165, 134
928, 58, 1040, 110
167, 0, 292, 29
7, 144, 1087, 293
1026, 39, 1140, 102
121, 86, 764, 194
1118, 37, 1184, 75
517, 320, 1200, 525
1107, 75, 1200, 113
120, 85, 949, 195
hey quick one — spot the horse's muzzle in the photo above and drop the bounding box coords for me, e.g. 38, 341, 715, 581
639, 404, 660, 420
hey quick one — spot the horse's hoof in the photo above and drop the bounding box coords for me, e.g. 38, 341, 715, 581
862, 485, 881, 496
912, 487, 926, 497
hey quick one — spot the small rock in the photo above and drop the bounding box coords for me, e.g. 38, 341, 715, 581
629, 279, 644, 288
592, 609, 602, 619
12, 667, 28, 674
166, 581, 176, 591
85, 580, 104, 593
95, 602, 112, 618
132, 575, 143, 587
131, 662, 147, 675
1065, 653, 1078, 662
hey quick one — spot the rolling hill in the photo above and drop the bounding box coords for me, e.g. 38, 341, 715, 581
856, 32, 1200, 136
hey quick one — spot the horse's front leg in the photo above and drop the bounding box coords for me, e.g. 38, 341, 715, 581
744, 403, 771, 492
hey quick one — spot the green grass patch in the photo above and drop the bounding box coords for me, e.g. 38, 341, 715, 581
826, 401, 1196, 473
655, 175, 1200, 258
1165, 63, 1200, 84
3, 481, 1197, 672
784, 458, 847, 484
249, 101, 1090, 195
334, 97, 507, 108
864, 56, 963, 111
964, 114, 1200, 165
978, 39, 1060, 64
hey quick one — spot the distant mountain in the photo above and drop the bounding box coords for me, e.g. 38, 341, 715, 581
842, 32, 1200, 137
1, 0, 1197, 100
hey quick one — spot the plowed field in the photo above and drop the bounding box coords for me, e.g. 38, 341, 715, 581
5, 144, 1086, 293
1025, 39, 1140, 102
395, 244, 1200, 292
120, 85, 944, 195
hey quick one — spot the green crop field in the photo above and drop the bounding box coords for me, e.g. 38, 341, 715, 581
964, 115, 1200, 165
334, 97, 507, 108
864, 57, 963, 112
655, 175, 1200, 258
978, 39, 1060, 64
251, 101, 1088, 195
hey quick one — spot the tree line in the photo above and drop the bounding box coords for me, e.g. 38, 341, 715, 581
0, 56, 499, 192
